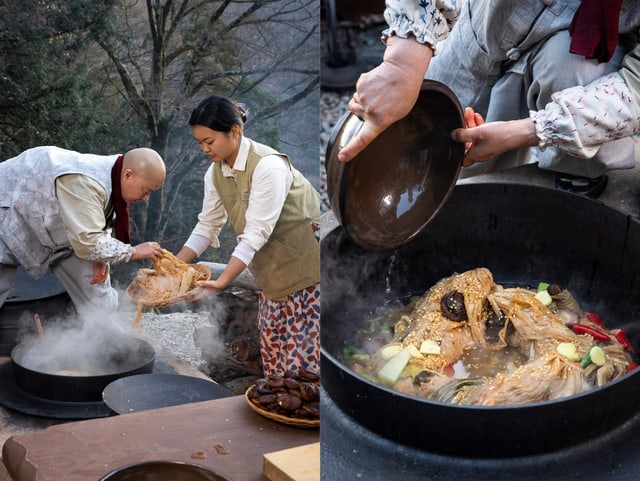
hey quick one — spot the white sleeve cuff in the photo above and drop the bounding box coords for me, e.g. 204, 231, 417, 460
231, 239, 256, 266
184, 233, 213, 257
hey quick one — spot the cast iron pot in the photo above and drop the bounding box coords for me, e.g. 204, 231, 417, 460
321, 182, 640, 458
11, 334, 155, 403
0, 268, 73, 356
99, 460, 232, 481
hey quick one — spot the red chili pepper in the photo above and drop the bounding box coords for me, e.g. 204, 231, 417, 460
613, 329, 635, 352
585, 312, 607, 329
443, 364, 455, 377
571, 323, 611, 342
627, 362, 638, 373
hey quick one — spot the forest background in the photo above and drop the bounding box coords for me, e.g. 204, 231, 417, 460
0, 0, 320, 285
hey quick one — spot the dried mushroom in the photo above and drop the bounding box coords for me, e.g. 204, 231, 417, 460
247, 368, 320, 420
441, 290, 467, 322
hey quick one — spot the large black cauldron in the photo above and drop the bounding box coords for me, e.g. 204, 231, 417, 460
11, 334, 155, 403
321, 182, 640, 458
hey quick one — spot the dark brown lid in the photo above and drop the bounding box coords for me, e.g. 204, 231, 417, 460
326, 80, 465, 251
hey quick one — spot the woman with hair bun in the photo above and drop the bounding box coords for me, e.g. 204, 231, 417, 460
177, 94, 320, 377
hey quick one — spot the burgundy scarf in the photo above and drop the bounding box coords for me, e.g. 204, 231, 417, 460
569, 0, 623, 63
110, 154, 130, 244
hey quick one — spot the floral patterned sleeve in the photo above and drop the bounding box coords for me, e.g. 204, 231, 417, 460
89, 234, 133, 264
383, 0, 460, 47
531, 72, 640, 158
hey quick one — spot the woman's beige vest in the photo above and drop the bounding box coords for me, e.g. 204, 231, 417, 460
213, 140, 320, 299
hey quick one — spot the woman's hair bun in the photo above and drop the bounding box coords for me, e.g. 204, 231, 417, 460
236, 102, 249, 123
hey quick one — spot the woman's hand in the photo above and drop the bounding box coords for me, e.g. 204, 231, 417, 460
90, 261, 109, 285
452, 107, 539, 166
131, 241, 163, 261
338, 36, 434, 163
189, 256, 246, 301
190, 278, 225, 301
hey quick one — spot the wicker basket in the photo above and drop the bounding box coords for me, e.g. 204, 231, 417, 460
244, 386, 319, 429
126, 263, 211, 308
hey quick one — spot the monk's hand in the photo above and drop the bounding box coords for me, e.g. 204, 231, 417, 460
131, 241, 164, 261
90, 261, 109, 285
338, 36, 433, 163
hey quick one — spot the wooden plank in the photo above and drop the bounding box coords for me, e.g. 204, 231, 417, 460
2, 395, 318, 481
0, 464, 13, 481
263, 442, 320, 481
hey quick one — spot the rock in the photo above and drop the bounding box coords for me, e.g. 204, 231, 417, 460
193, 290, 263, 387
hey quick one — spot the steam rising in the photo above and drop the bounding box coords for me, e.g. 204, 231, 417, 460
10, 274, 257, 380
13, 309, 148, 375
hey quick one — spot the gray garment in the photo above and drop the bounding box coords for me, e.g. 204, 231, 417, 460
427, 0, 638, 178
0, 147, 118, 313
0, 264, 17, 308
0, 146, 117, 278
0, 232, 16, 265
0, 230, 117, 313
50, 255, 118, 314
0, 219, 18, 307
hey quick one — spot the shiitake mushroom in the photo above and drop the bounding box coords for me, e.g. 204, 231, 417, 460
277, 393, 302, 411
298, 367, 320, 382
484, 309, 507, 344
248, 368, 320, 420
440, 290, 467, 322
300, 381, 320, 401
413, 370, 436, 386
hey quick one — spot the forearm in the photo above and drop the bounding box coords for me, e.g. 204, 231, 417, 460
176, 246, 199, 263
383, 34, 434, 87
215, 256, 247, 290
500, 118, 539, 151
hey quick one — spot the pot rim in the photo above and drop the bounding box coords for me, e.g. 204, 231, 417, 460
98, 460, 233, 481
10, 335, 156, 379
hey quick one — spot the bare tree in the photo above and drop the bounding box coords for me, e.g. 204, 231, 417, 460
91, 0, 319, 250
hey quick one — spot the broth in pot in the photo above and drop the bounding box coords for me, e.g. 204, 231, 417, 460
343, 267, 635, 406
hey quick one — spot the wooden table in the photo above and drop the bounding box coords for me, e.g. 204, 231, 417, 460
2, 395, 318, 481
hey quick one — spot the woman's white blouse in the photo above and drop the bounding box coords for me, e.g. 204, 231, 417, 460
184, 136, 293, 266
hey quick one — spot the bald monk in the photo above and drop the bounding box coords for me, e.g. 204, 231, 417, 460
0, 146, 166, 313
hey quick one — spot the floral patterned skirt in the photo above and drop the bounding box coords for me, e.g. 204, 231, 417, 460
258, 283, 320, 377
257, 223, 320, 377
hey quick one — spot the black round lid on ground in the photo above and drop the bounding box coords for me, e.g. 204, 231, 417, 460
102, 373, 233, 414
0, 361, 111, 419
